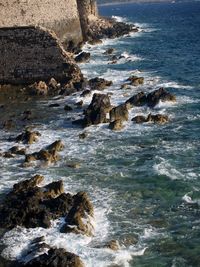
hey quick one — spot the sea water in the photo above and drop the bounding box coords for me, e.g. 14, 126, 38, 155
0, 1, 200, 266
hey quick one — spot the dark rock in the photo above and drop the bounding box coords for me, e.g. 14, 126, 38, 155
2, 119, 15, 130
104, 48, 115, 55
103, 240, 120, 251
75, 100, 84, 107
15, 130, 41, 144
75, 52, 91, 63
64, 105, 73, 111
24, 247, 84, 267
79, 132, 88, 139
82, 93, 112, 127
147, 113, 169, 124
89, 77, 113, 91
9, 146, 26, 155
126, 92, 147, 107
109, 120, 124, 131
2, 152, 15, 158
127, 76, 144, 86
80, 90, 92, 98
0, 175, 74, 230
61, 192, 94, 236
146, 88, 176, 108
87, 39, 103, 45
49, 103, 60, 108
110, 104, 129, 122
132, 115, 147, 124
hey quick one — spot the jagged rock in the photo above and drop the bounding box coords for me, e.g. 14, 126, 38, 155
103, 240, 120, 251
48, 78, 59, 90
23, 247, 84, 267
8, 146, 26, 155
30, 81, 48, 96
2, 152, 15, 158
125, 92, 147, 107
132, 115, 147, 124
75, 52, 91, 63
110, 104, 129, 122
25, 140, 64, 164
61, 192, 94, 236
0, 175, 74, 230
79, 132, 88, 139
146, 88, 176, 107
109, 120, 124, 131
89, 77, 113, 91
15, 130, 41, 144
82, 93, 112, 127
64, 105, 73, 111
80, 89, 92, 97
104, 48, 115, 55
147, 114, 169, 124
127, 76, 144, 86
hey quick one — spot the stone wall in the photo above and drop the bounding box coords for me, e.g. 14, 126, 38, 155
0, 26, 80, 85
0, 0, 83, 44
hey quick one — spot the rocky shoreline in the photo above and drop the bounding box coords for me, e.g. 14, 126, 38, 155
0, 16, 177, 267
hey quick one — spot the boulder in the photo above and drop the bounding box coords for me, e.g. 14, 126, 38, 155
82, 93, 112, 127
104, 48, 115, 55
109, 120, 124, 131
87, 39, 103, 45
80, 90, 92, 98
30, 81, 48, 96
146, 88, 176, 107
147, 114, 169, 124
24, 247, 84, 267
61, 192, 94, 236
127, 76, 144, 86
48, 78, 59, 90
0, 176, 74, 230
15, 130, 41, 144
103, 240, 120, 251
125, 92, 147, 107
132, 115, 147, 124
110, 104, 129, 122
75, 52, 91, 63
89, 77, 113, 91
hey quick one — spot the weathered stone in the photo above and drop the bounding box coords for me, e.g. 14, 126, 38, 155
15, 130, 41, 144
103, 240, 120, 251
132, 115, 147, 124
75, 52, 91, 63
146, 88, 176, 107
9, 146, 26, 155
110, 104, 129, 122
61, 192, 94, 236
109, 120, 124, 131
89, 77, 113, 91
81, 89, 92, 97
147, 114, 169, 124
127, 76, 144, 86
126, 92, 147, 107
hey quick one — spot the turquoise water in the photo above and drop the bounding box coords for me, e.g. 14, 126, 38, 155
1, 2, 200, 266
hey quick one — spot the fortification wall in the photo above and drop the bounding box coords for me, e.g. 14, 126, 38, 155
0, 26, 79, 84
0, 0, 83, 44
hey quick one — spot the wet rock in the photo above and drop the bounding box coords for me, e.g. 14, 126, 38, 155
25, 140, 64, 164
79, 132, 88, 139
2, 152, 15, 158
146, 88, 176, 107
87, 38, 103, 45
61, 192, 94, 236
89, 77, 113, 91
132, 115, 147, 124
15, 130, 41, 144
80, 89, 92, 98
121, 83, 131, 90
66, 162, 81, 169
30, 81, 48, 96
147, 113, 169, 124
110, 104, 129, 122
126, 92, 147, 107
127, 76, 144, 86
109, 120, 124, 131
103, 240, 120, 251
48, 78, 59, 90
75, 52, 91, 63
64, 104, 73, 111
0, 175, 74, 230
9, 146, 26, 155
24, 247, 84, 267
104, 48, 115, 55
49, 103, 60, 108
82, 93, 112, 127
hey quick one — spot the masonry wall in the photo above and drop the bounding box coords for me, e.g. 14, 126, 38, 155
0, 27, 79, 84
0, 0, 83, 44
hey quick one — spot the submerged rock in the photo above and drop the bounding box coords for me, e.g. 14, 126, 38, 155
104, 48, 115, 55
89, 77, 113, 91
